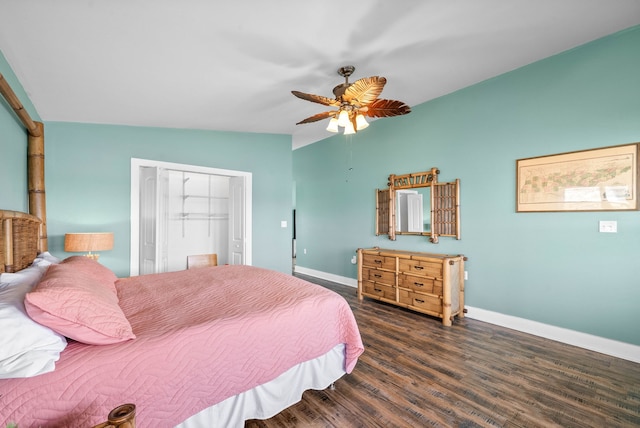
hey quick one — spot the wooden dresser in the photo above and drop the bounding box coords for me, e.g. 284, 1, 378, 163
357, 247, 466, 326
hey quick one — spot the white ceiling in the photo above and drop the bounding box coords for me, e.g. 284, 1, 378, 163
1, 1, 639, 149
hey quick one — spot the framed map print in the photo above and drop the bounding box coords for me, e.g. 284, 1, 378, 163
516, 143, 639, 212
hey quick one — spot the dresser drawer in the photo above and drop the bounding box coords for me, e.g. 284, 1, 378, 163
399, 273, 442, 294
399, 259, 442, 278
399, 289, 442, 314
363, 268, 395, 286
362, 254, 396, 270
362, 281, 396, 300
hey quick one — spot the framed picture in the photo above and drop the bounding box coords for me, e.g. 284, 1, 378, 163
516, 143, 639, 212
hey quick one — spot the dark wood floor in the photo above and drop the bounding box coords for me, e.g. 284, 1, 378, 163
246, 273, 640, 428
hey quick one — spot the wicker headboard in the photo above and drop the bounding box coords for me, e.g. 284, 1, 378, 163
0, 210, 42, 273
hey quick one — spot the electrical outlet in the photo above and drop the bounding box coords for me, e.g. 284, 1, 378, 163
464, 271, 468, 280
599, 220, 617, 233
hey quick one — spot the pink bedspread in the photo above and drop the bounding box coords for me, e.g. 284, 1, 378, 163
0, 265, 364, 427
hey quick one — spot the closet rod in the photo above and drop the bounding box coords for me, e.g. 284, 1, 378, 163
0, 72, 41, 137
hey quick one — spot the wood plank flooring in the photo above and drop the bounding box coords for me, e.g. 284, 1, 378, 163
246, 274, 640, 428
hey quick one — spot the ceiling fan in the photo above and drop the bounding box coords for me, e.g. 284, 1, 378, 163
291, 65, 411, 135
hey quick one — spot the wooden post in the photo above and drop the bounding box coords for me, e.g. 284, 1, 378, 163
28, 122, 47, 252
430, 171, 438, 244
356, 248, 363, 301
387, 174, 396, 241
2, 218, 14, 272
0, 71, 47, 251
0, 72, 41, 137
375, 189, 380, 236
388, 188, 396, 241
455, 178, 461, 240
458, 256, 465, 319
441, 257, 452, 326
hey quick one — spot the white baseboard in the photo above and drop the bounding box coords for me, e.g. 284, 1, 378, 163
294, 266, 357, 288
294, 267, 640, 364
465, 306, 640, 364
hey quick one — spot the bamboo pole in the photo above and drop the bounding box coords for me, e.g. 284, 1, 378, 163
458, 257, 465, 319
28, 123, 47, 251
375, 189, 380, 236
441, 257, 452, 326
430, 171, 438, 243
0, 71, 48, 249
455, 178, 461, 239
388, 188, 396, 241
356, 248, 363, 301
0, 72, 41, 137
2, 217, 14, 272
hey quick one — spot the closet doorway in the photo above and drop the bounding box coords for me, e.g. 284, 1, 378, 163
130, 158, 252, 276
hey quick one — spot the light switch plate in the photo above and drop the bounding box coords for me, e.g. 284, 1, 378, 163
280, 220, 287, 228
599, 220, 617, 233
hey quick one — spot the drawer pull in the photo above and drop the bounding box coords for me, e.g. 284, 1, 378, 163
414, 282, 424, 287
374, 274, 382, 278
414, 265, 424, 270
374, 259, 382, 264
374, 288, 382, 292
415, 298, 425, 304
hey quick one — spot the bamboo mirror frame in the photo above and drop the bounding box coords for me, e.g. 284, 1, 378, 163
376, 167, 460, 243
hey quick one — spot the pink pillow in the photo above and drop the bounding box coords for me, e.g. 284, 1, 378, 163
60, 256, 118, 294
24, 264, 135, 345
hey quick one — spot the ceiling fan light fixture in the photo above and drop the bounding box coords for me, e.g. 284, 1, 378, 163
326, 118, 339, 132
355, 114, 369, 131
337, 110, 350, 127
343, 120, 356, 135
291, 65, 410, 135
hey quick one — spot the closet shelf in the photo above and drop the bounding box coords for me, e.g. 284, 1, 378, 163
183, 195, 228, 200
173, 213, 229, 220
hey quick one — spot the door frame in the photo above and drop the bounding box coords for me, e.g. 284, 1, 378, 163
130, 158, 252, 276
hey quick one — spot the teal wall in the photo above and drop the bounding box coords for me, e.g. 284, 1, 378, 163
293, 26, 640, 346
43, 123, 292, 276
2, 27, 639, 347
0, 50, 41, 211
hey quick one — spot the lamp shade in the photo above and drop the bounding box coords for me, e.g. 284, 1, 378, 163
326, 118, 339, 133
355, 114, 369, 130
64, 233, 114, 253
343, 120, 356, 135
337, 110, 350, 127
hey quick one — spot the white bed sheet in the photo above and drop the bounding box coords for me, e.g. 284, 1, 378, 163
177, 343, 347, 428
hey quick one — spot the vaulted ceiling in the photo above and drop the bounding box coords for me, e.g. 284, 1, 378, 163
1, 1, 638, 149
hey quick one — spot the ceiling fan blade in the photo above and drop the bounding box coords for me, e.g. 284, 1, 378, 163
295, 110, 337, 125
362, 99, 411, 118
291, 91, 340, 107
342, 76, 386, 106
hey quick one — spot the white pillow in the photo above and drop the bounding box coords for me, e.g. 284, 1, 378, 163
0, 264, 67, 379
36, 251, 62, 264
32, 258, 53, 268
0, 263, 47, 285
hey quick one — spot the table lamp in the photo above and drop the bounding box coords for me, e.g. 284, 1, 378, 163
64, 232, 114, 261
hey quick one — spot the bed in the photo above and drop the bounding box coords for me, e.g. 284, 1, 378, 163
0, 209, 364, 427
